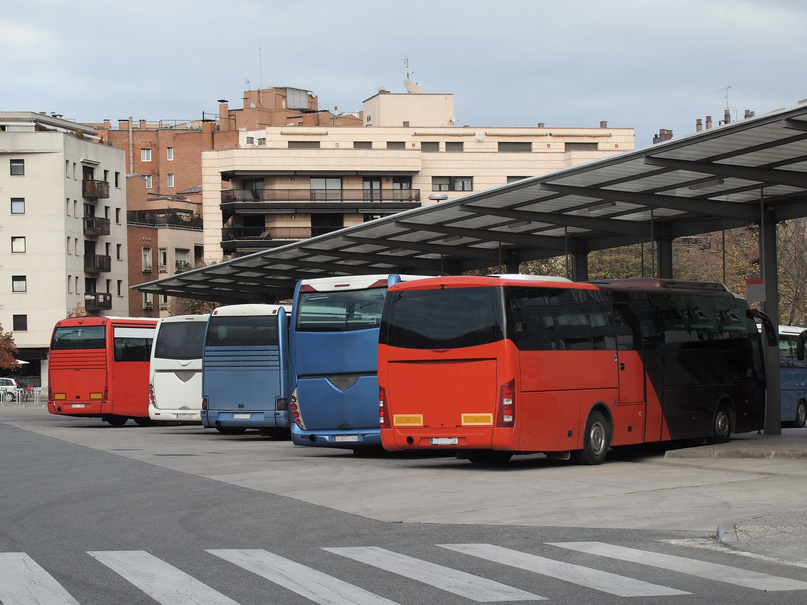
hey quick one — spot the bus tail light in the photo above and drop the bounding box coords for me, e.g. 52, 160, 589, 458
497, 379, 515, 427
379, 386, 388, 428
202, 396, 208, 410
290, 389, 306, 429
277, 397, 289, 411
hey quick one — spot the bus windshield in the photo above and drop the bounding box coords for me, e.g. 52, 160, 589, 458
205, 315, 279, 347
381, 286, 504, 349
296, 288, 386, 332
154, 321, 207, 360
50, 325, 105, 350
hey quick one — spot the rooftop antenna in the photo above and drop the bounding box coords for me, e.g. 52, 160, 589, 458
718, 85, 733, 123
402, 56, 423, 94
259, 47, 263, 107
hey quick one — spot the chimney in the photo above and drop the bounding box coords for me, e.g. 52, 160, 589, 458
118, 119, 129, 129
652, 129, 673, 144
724, 109, 731, 125
696, 118, 703, 132
599, 120, 608, 128
706, 116, 712, 130
744, 109, 756, 119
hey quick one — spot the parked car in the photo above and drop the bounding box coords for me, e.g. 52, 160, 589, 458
0, 377, 20, 402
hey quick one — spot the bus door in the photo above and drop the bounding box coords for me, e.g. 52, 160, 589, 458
612, 299, 652, 443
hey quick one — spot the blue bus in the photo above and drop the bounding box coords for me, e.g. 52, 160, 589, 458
201, 304, 290, 437
289, 274, 419, 449
778, 325, 807, 427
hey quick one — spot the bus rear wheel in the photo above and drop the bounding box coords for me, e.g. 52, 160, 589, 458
710, 403, 733, 444
105, 415, 128, 427
793, 400, 807, 428
573, 410, 610, 465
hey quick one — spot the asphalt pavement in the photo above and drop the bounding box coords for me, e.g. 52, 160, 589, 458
665, 429, 807, 564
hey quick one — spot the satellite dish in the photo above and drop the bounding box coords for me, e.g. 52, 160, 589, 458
404, 79, 423, 94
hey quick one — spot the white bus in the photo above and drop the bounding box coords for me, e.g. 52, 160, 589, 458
148, 314, 209, 423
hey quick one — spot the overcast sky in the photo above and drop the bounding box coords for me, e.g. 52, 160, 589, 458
4, 0, 806, 149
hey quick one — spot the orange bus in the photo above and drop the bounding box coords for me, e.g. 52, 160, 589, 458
47, 317, 158, 426
378, 275, 771, 464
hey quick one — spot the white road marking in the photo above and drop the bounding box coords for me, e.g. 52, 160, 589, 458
549, 541, 807, 591
208, 548, 400, 605
439, 543, 689, 597
88, 550, 240, 605
0, 553, 81, 605
324, 545, 542, 602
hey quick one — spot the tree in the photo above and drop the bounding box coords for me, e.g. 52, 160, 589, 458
0, 323, 20, 373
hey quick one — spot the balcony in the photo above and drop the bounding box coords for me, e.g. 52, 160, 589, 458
84, 254, 111, 273
83, 216, 111, 237
222, 188, 421, 204
221, 225, 344, 254
83, 179, 110, 199
84, 292, 112, 311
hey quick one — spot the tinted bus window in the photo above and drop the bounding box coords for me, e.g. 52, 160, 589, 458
113, 327, 153, 362
296, 289, 385, 332
154, 321, 207, 360
382, 286, 504, 349
50, 325, 105, 350
205, 315, 279, 347
508, 286, 615, 351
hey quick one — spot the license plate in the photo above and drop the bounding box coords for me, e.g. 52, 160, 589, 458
233, 413, 251, 419
431, 437, 459, 445
334, 435, 359, 442
177, 414, 194, 419
71, 404, 86, 408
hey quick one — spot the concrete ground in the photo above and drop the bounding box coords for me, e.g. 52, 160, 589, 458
3, 404, 807, 565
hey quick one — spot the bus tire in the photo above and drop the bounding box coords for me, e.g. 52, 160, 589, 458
710, 403, 733, 444
106, 416, 128, 427
573, 410, 610, 465
134, 417, 155, 426
793, 400, 807, 428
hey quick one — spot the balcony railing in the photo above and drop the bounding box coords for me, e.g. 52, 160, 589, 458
222, 226, 344, 242
83, 179, 110, 199
221, 188, 421, 203
83, 216, 111, 237
84, 292, 112, 311
84, 254, 111, 273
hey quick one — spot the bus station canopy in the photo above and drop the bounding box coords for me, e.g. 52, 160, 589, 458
135, 103, 807, 304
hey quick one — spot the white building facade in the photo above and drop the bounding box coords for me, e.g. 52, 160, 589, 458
0, 112, 129, 386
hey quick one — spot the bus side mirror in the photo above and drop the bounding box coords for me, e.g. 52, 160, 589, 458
798, 330, 807, 361
747, 309, 778, 347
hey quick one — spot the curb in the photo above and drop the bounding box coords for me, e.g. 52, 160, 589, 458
716, 518, 807, 566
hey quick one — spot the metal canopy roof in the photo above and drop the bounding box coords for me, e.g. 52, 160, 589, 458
136, 103, 807, 304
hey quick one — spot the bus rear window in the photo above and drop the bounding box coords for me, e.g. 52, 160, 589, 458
296, 288, 386, 332
381, 286, 504, 349
51, 325, 105, 350
206, 316, 279, 347
154, 322, 207, 360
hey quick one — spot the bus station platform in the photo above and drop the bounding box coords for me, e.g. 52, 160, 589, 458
665, 430, 807, 565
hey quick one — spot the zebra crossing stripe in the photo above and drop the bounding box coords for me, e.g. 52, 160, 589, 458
324, 546, 542, 602
549, 541, 807, 592
87, 551, 239, 605
0, 553, 81, 605
438, 544, 689, 597
207, 549, 400, 605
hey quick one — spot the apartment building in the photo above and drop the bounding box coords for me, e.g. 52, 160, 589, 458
0, 112, 129, 386
203, 91, 635, 262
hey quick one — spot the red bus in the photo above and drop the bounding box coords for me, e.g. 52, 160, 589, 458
47, 317, 158, 426
378, 275, 772, 464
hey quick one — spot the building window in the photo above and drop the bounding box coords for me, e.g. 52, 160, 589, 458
498, 142, 532, 152
565, 142, 598, 151
159, 248, 168, 271
11, 236, 26, 253
67, 275, 72, 294
387, 141, 405, 150
446, 142, 464, 152
116, 243, 122, 260
12, 315, 27, 331
432, 176, 473, 192
11, 198, 25, 214
167, 147, 174, 161
141, 148, 152, 162
167, 173, 174, 188
288, 140, 320, 149
175, 249, 189, 272
142, 247, 152, 270
115, 171, 120, 187
421, 142, 439, 152
10, 159, 24, 175
115, 208, 121, 224
117, 280, 123, 296
145, 175, 152, 188
354, 141, 372, 149
12, 275, 27, 292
